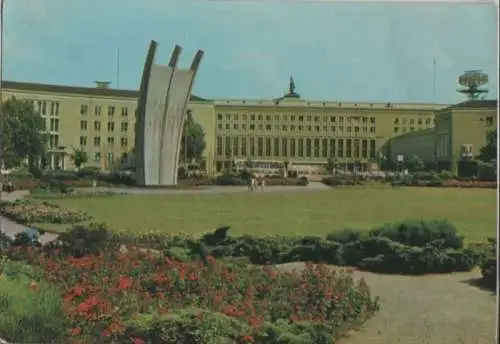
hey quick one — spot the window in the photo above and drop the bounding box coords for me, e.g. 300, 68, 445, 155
265, 138, 272, 157
80, 120, 88, 130
281, 138, 288, 157
265, 124, 271, 131
393, 127, 399, 134
234, 124, 239, 130
108, 106, 115, 117
330, 116, 336, 123
121, 122, 128, 133
249, 137, 255, 156
107, 137, 115, 146
234, 114, 239, 121
50, 101, 60, 116
242, 114, 247, 121
353, 139, 360, 158
49, 118, 60, 131
80, 104, 88, 115
298, 138, 304, 157
218, 123, 223, 129
257, 137, 263, 156
370, 117, 376, 124
79, 136, 87, 146
120, 137, 128, 148
338, 140, 344, 158
94, 136, 101, 146
298, 116, 304, 122
121, 107, 128, 116
41, 101, 47, 115
486, 116, 494, 126
251, 114, 255, 121
225, 123, 230, 130
369, 139, 376, 158
107, 121, 115, 132
107, 152, 114, 163
225, 137, 231, 156
289, 138, 296, 157
274, 138, 279, 156
225, 114, 231, 121
329, 139, 336, 157
394, 118, 400, 124
217, 114, 223, 120
95, 105, 102, 116
370, 127, 375, 133
94, 121, 101, 131
94, 152, 101, 163
361, 139, 368, 158
313, 139, 320, 157
305, 139, 312, 157
314, 116, 320, 122
266, 115, 271, 121
233, 137, 239, 156
346, 139, 352, 158
52, 134, 59, 147
216, 136, 223, 155
241, 137, 247, 156
258, 115, 263, 121
321, 138, 328, 157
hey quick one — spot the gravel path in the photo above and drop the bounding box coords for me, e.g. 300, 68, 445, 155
279, 263, 497, 344
1, 187, 497, 344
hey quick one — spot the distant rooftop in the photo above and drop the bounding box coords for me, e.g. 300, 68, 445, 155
1, 80, 208, 102
446, 99, 497, 110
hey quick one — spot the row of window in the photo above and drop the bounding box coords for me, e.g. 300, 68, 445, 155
394, 117, 433, 125
215, 136, 377, 159
393, 126, 430, 134
217, 123, 377, 134
80, 120, 129, 133
92, 152, 115, 163
217, 113, 377, 124
30, 100, 60, 116
79, 136, 129, 148
80, 104, 130, 117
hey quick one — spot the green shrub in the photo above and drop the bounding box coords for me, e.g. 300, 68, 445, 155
326, 228, 362, 244
47, 223, 121, 257
321, 175, 362, 187
212, 174, 246, 186
47, 170, 80, 181
0, 261, 68, 343
368, 219, 463, 249
480, 238, 497, 291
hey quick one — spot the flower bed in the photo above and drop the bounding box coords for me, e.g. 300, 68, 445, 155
0, 200, 91, 224
28, 189, 119, 200
10, 246, 379, 343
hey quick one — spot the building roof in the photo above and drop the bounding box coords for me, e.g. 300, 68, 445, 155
446, 99, 498, 110
1, 80, 208, 102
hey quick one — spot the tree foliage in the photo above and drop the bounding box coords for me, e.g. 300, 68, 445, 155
70, 147, 88, 170
0, 98, 48, 169
477, 129, 497, 163
179, 110, 206, 162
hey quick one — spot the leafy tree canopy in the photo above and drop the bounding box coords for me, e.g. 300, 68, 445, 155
180, 110, 206, 162
477, 129, 497, 163
0, 98, 48, 169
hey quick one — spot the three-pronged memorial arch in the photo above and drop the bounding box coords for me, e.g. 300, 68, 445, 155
134, 40, 204, 186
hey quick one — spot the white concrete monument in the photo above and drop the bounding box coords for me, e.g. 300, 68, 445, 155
135, 40, 203, 186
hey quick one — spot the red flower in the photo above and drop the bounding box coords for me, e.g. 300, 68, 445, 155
133, 338, 145, 344
117, 276, 133, 290
29, 281, 38, 290
71, 327, 81, 336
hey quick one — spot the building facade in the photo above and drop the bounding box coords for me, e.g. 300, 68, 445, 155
1, 80, 449, 175
387, 100, 498, 174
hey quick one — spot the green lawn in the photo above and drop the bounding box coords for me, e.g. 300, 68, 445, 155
37, 187, 497, 242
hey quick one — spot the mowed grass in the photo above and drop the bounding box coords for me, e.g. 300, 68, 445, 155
39, 187, 497, 242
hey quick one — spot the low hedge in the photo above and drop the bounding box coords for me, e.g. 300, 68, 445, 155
213, 174, 308, 186
37, 219, 485, 275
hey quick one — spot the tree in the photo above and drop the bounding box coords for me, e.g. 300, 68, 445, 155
70, 147, 88, 170
179, 110, 206, 162
0, 98, 47, 169
406, 155, 425, 172
325, 157, 335, 174
477, 129, 497, 163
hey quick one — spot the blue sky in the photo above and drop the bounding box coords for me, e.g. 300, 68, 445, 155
3, 0, 498, 103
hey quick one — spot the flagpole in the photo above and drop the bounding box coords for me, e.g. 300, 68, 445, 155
432, 58, 436, 102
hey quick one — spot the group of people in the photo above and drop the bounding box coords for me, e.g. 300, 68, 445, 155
247, 175, 266, 192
